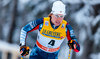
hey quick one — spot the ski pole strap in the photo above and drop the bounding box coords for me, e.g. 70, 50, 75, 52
68, 49, 71, 59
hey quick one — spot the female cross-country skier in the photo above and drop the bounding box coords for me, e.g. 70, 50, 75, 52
20, 1, 80, 59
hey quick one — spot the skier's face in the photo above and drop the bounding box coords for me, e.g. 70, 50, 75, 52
51, 14, 64, 26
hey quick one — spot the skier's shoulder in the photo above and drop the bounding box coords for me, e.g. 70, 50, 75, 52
43, 17, 50, 21
62, 19, 68, 24
36, 17, 44, 21
34, 17, 50, 24
63, 20, 73, 30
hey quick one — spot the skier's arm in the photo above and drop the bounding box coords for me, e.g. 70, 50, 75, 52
66, 23, 80, 52
20, 18, 43, 46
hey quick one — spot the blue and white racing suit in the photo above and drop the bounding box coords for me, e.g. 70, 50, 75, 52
20, 17, 80, 59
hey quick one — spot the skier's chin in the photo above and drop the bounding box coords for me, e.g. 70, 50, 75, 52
55, 23, 60, 26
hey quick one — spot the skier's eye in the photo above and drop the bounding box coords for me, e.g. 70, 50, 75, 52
54, 15, 64, 18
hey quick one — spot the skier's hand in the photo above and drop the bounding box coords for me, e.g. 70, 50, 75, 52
68, 40, 77, 49
20, 46, 30, 56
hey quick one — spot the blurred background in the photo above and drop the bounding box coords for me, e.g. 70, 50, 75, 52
0, 0, 100, 59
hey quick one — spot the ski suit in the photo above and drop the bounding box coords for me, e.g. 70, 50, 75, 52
20, 17, 80, 59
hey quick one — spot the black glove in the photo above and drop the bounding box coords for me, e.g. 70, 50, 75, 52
68, 40, 76, 49
20, 46, 30, 56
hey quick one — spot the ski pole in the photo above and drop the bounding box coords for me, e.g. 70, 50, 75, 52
21, 56, 23, 59
68, 49, 71, 59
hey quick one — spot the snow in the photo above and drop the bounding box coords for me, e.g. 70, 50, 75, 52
48, 0, 100, 5
73, 4, 94, 26
76, 46, 83, 57
0, 40, 19, 54
28, 0, 41, 6
12, 28, 20, 43
90, 53, 100, 59
48, 0, 56, 3
58, 38, 72, 59
92, 15, 100, 27
33, 2, 48, 12
79, 28, 86, 43
18, 0, 30, 12
19, 0, 30, 4
82, 0, 100, 5
0, 40, 30, 58
2, 23, 10, 39
2, 0, 11, 6
63, 0, 82, 4
94, 27, 100, 45
63, 0, 100, 5
0, 0, 100, 59
25, 1, 49, 22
